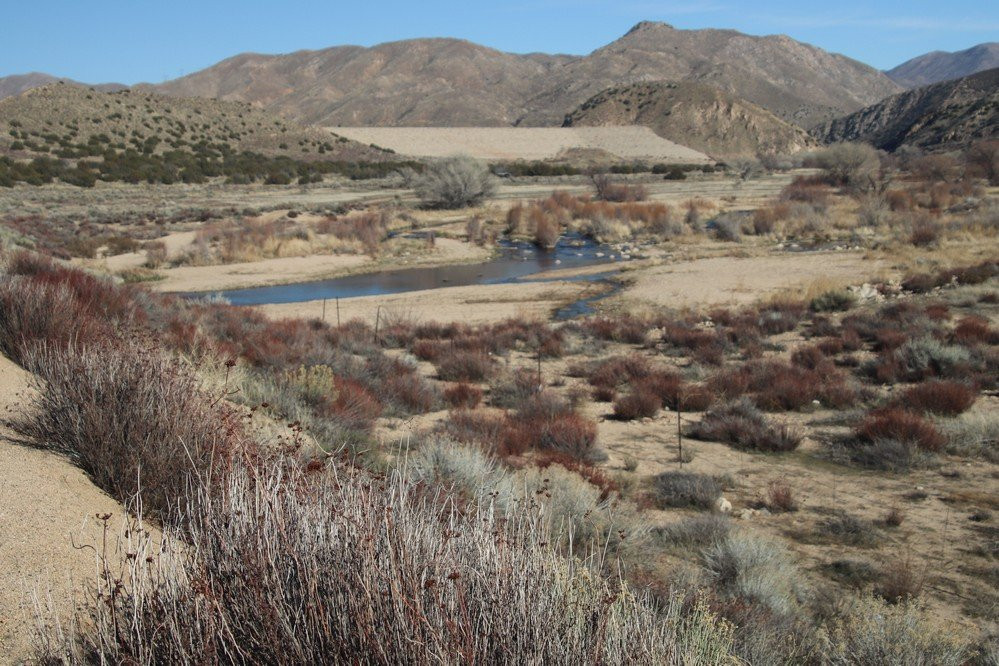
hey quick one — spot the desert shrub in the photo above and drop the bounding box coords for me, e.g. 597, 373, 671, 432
443, 382, 483, 409
415, 155, 496, 209
506, 392, 599, 461
910, 215, 941, 247
765, 479, 798, 512
658, 515, 732, 548
436, 350, 494, 381
143, 240, 168, 267
892, 336, 974, 381
898, 380, 976, 416
701, 532, 800, 617
38, 462, 736, 664
8, 343, 249, 518
325, 377, 383, 430
489, 367, 540, 409
444, 409, 507, 449
821, 596, 972, 665
846, 438, 931, 472
384, 372, 438, 413
810, 289, 856, 312
816, 512, 883, 548
613, 388, 661, 420
939, 411, 999, 462
591, 174, 647, 202
876, 556, 926, 604
652, 471, 722, 510
855, 408, 944, 453
712, 215, 742, 242
815, 142, 880, 188
953, 315, 998, 346
690, 399, 802, 452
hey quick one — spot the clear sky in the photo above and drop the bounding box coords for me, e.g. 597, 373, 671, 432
4, 0, 998, 84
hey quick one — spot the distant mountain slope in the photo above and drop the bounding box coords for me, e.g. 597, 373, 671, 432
813, 68, 999, 151
145, 22, 901, 129
562, 81, 815, 158
0, 73, 124, 100
887, 43, 999, 88
0, 84, 384, 161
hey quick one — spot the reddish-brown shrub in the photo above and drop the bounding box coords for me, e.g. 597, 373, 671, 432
689, 399, 802, 452
436, 350, 494, 382
443, 382, 483, 409
534, 451, 618, 501
444, 409, 506, 448
592, 385, 616, 402
854, 408, 944, 452
952, 316, 997, 345
909, 217, 941, 247
898, 380, 976, 416
412, 339, 445, 361
326, 378, 383, 430
613, 389, 661, 420
384, 373, 437, 413
923, 303, 950, 321
587, 354, 652, 389
9, 342, 251, 518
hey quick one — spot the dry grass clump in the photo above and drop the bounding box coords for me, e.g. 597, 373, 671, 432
8, 342, 250, 518
700, 532, 801, 617
689, 399, 802, 452
35, 463, 735, 664
652, 471, 722, 510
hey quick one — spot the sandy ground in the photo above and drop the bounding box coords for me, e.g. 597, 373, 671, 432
0, 355, 134, 663
330, 126, 712, 163
258, 280, 599, 325
617, 251, 888, 310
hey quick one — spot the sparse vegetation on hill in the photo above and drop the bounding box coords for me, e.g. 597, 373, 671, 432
814, 67, 999, 152
0, 85, 415, 187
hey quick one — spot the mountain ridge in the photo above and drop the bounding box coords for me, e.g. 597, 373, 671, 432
887, 43, 999, 88
139, 22, 901, 129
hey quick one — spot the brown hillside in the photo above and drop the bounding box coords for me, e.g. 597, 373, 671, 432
563, 81, 815, 159
145, 22, 901, 129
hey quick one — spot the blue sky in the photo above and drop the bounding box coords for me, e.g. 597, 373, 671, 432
4, 1, 997, 84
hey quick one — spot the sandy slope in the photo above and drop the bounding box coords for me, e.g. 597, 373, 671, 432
331, 126, 712, 163
0, 355, 129, 663
618, 252, 888, 309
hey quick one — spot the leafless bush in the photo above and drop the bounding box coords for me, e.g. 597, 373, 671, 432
815, 142, 880, 188
35, 462, 736, 664
7, 343, 249, 518
416, 156, 497, 209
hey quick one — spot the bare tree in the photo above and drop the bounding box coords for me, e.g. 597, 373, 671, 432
966, 139, 999, 185
415, 156, 496, 209
815, 142, 880, 188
